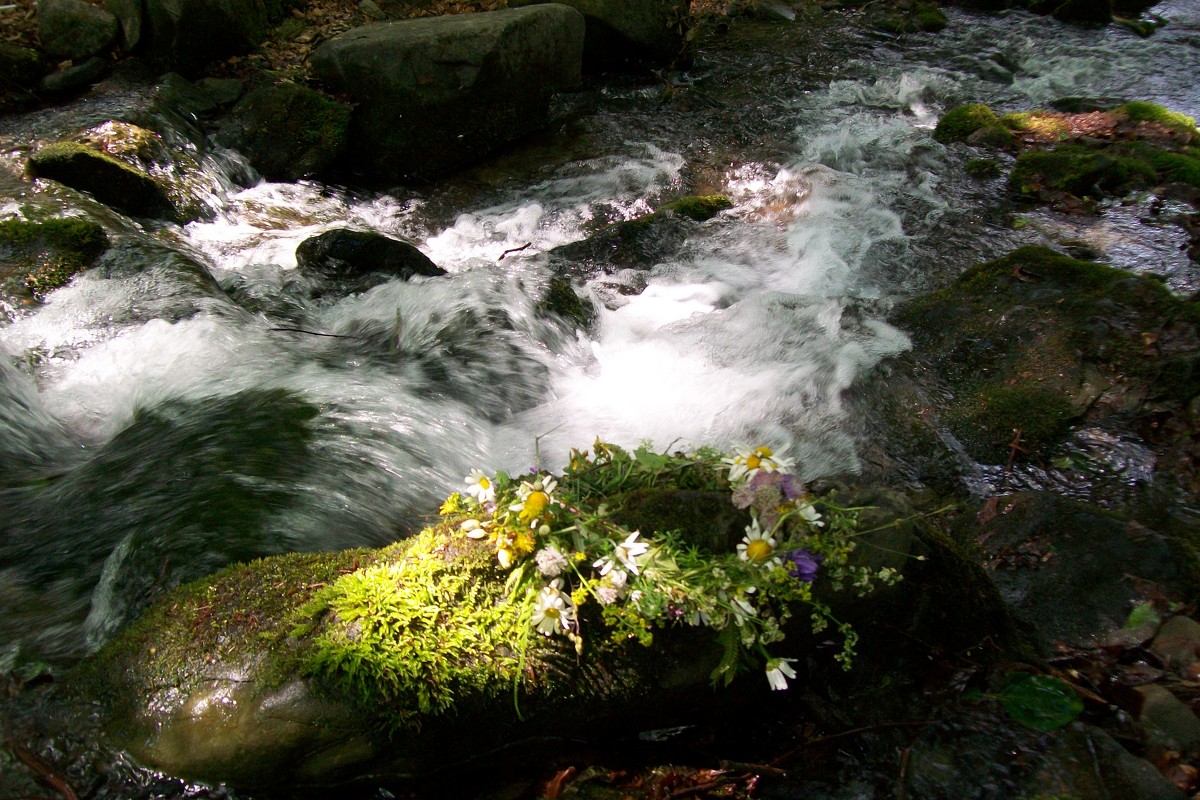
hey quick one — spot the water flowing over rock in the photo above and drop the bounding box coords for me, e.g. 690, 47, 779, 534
35, 0, 119, 62
294, 228, 446, 295
310, 5, 586, 182
509, 0, 691, 66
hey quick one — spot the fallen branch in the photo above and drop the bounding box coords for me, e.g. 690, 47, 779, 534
498, 242, 532, 261
4, 737, 80, 800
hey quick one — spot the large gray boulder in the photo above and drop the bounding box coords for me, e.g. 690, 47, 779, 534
139, 0, 268, 76
510, 0, 690, 66
36, 0, 119, 61
310, 5, 586, 183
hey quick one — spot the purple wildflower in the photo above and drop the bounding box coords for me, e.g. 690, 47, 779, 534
785, 548, 822, 583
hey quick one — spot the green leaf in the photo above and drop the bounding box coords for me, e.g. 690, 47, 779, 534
633, 446, 675, 472
1124, 602, 1161, 630
998, 673, 1083, 731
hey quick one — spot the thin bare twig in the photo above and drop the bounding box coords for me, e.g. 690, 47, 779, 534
498, 242, 532, 261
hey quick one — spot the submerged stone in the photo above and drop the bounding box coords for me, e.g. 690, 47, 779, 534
0, 216, 109, 302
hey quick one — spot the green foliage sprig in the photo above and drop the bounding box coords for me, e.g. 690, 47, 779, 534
446, 439, 902, 690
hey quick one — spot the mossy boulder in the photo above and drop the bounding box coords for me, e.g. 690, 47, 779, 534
934, 103, 1015, 147
40, 478, 1027, 796
1011, 144, 1160, 200
893, 246, 1200, 464
550, 194, 733, 278
27, 122, 216, 223
217, 81, 350, 181
28, 142, 177, 221
310, 5, 586, 183
538, 274, 597, 331
0, 217, 109, 302
140, 0, 269, 76
508, 0, 692, 68
36, 0, 119, 61
294, 228, 445, 296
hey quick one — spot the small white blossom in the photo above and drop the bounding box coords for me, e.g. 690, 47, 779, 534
531, 578, 575, 636
765, 657, 798, 691
594, 531, 649, 576
722, 443, 796, 484
796, 502, 824, 528
535, 546, 570, 577
464, 469, 496, 503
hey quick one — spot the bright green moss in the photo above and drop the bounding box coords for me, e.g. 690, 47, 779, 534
295, 528, 526, 721
539, 274, 597, 330
1010, 144, 1158, 198
934, 103, 1010, 145
0, 217, 108, 300
1118, 101, 1198, 136
1000, 110, 1069, 139
663, 194, 734, 222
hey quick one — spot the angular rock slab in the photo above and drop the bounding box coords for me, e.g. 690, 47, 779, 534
511, 0, 690, 66
311, 5, 585, 183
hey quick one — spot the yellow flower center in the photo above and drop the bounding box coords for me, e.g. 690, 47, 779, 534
745, 539, 774, 562
745, 454, 761, 470
520, 490, 550, 521
755, 446, 774, 458
479, 476, 490, 489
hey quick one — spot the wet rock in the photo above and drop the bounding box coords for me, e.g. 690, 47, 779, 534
907, 710, 1182, 800
550, 195, 732, 278
1135, 684, 1200, 752
0, 43, 44, 91
140, 0, 269, 76
27, 121, 215, 223
36, 0, 118, 61
106, 0, 143, 49
38, 56, 107, 94
295, 228, 445, 294
967, 492, 1196, 651
537, 274, 597, 331
217, 81, 350, 181
1150, 615, 1200, 672
508, 0, 691, 67
892, 246, 1200, 465
0, 217, 108, 304
310, 5, 585, 183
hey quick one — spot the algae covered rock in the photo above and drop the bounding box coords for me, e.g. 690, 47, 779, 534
0, 216, 109, 303
36, 0, 119, 61
28, 121, 219, 223
893, 246, 1200, 464
54, 442, 950, 793
218, 81, 350, 181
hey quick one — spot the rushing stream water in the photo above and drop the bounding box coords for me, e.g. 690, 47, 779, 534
2, 3, 1199, 676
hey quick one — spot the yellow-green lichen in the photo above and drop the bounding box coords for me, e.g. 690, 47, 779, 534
294, 527, 528, 721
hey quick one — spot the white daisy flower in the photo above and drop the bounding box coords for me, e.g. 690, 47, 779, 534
722, 443, 795, 484
510, 476, 558, 524
736, 517, 781, 569
531, 578, 575, 636
464, 469, 496, 503
594, 531, 649, 576
765, 657, 798, 691
796, 502, 824, 528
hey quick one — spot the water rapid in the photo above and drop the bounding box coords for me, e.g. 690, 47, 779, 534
1, 3, 1198, 667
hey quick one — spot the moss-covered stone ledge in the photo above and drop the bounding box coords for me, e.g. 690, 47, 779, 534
48, 479, 1002, 795
0, 216, 109, 304
550, 193, 733, 278
892, 246, 1200, 467
27, 121, 219, 224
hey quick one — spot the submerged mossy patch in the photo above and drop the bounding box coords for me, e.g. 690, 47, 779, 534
1010, 144, 1158, 198
896, 246, 1200, 463
0, 217, 109, 300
